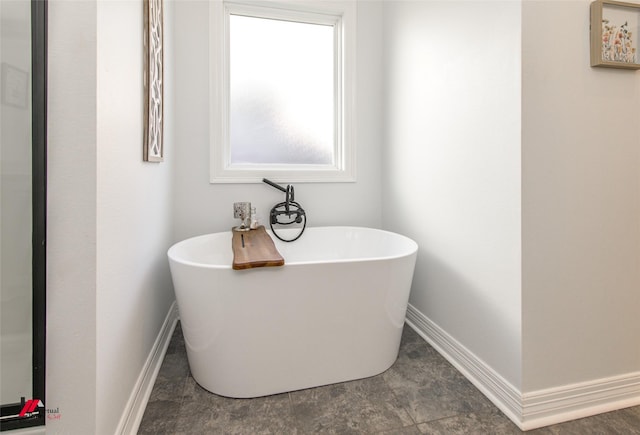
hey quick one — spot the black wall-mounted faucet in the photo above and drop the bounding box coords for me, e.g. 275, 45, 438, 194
262, 178, 307, 242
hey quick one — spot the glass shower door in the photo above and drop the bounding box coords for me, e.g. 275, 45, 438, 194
1, 0, 33, 407
0, 0, 46, 430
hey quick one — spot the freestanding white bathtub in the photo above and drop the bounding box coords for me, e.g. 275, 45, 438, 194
168, 226, 418, 398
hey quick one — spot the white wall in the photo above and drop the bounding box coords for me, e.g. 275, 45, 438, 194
521, 0, 640, 392
172, 0, 384, 242
382, 0, 523, 388
47, 1, 175, 433
382, 0, 639, 424
47, 1, 98, 433
95, 0, 175, 433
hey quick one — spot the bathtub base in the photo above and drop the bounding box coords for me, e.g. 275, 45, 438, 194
180, 262, 410, 398
185, 320, 403, 399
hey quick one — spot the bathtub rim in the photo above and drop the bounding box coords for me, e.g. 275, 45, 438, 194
168, 226, 418, 270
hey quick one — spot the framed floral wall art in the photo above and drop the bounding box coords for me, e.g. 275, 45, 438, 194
143, 0, 164, 161
591, 0, 640, 69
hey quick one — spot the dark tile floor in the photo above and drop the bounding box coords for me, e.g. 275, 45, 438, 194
138, 323, 640, 434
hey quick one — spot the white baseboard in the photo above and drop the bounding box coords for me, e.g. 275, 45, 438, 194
521, 372, 640, 430
404, 304, 524, 427
116, 301, 179, 435
405, 304, 640, 431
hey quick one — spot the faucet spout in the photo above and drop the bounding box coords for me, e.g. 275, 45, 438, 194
262, 178, 287, 193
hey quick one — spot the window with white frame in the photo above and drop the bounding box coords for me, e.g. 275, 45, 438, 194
210, 0, 356, 183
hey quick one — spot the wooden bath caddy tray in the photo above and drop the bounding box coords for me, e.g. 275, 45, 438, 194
231, 225, 285, 270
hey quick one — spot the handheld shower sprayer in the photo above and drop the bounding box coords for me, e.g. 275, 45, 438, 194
262, 178, 307, 242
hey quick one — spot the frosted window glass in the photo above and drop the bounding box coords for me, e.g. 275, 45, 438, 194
229, 15, 335, 165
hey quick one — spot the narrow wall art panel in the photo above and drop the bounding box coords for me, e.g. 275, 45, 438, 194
144, 0, 164, 161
